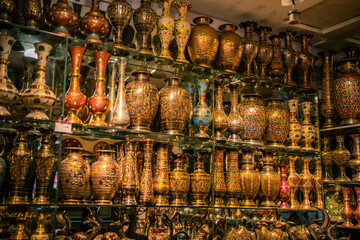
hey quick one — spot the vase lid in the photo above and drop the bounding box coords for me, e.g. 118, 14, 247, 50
193, 16, 213, 25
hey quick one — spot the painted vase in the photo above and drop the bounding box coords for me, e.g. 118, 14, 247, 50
88, 51, 111, 126
239, 94, 266, 144
287, 156, 301, 209
125, 71, 159, 131
332, 135, 351, 181
158, 0, 175, 59
193, 79, 211, 138
264, 98, 290, 147
45, 0, 78, 36
0, 155, 6, 188
297, 34, 314, 88
21, 42, 56, 120
226, 150, 241, 207
268, 35, 285, 83
170, 153, 190, 206
239, 21, 259, 78
227, 83, 243, 142
321, 136, 333, 181
30, 214, 49, 240
287, 98, 302, 149
187, 16, 219, 68
299, 157, 315, 209
341, 187, 354, 227
280, 30, 298, 86
22, 0, 42, 28
154, 142, 170, 206
64, 46, 87, 124
0, 34, 19, 116
159, 77, 190, 135
279, 164, 290, 208
183, 82, 195, 136
139, 139, 154, 205
0, 0, 15, 22
79, 0, 110, 44
350, 134, 360, 181
174, 1, 191, 63
59, 147, 90, 204
121, 140, 139, 205
325, 185, 344, 222
333, 46, 360, 125
190, 153, 211, 207
213, 79, 229, 140
256, 26, 273, 80
301, 101, 315, 150
313, 158, 323, 208
354, 187, 360, 227
213, 148, 226, 207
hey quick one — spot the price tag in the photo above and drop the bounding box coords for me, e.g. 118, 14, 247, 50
55, 120, 72, 134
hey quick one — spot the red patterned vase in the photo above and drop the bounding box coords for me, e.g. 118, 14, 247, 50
213, 148, 226, 207
268, 35, 284, 83
354, 187, 360, 227
279, 164, 290, 208
226, 150, 241, 207
341, 187, 354, 227
287, 156, 301, 209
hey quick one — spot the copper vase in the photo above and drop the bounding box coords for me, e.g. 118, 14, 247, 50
256, 26, 273, 80
332, 135, 351, 181
239, 21, 259, 78
313, 158, 323, 208
350, 134, 360, 181
299, 157, 315, 209
0, 0, 15, 22
227, 83, 243, 142
301, 101, 315, 150
45, 0, 78, 36
279, 164, 290, 208
297, 34, 314, 88
122, 140, 139, 205
190, 153, 211, 207
154, 142, 170, 206
213, 148, 226, 207
226, 150, 241, 207
287, 98, 302, 149
354, 187, 360, 227
22, 0, 42, 28
268, 35, 285, 83
341, 187, 354, 227
321, 136, 333, 181
139, 139, 155, 205
287, 156, 301, 209
213, 79, 229, 140
170, 153, 190, 206
280, 30, 298, 86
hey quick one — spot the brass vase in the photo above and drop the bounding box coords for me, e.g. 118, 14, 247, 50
190, 153, 211, 207
299, 157, 315, 209
174, 1, 192, 63
139, 139, 155, 205
239, 21, 259, 78
239, 147, 260, 207
213, 79, 229, 140
22, 0, 42, 28
227, 83, 243, 142
313, 158, 323, 208
0, 0, 15, 22
91, 150, 121, 204
287, 98, 302, 149
297, 34, 314, 88
170, 153, 190, 206
30, 214, 49, 240
226, 150, 241, 207
259, 149, 280, 207
213, 148, 226, 207
341, 187, 354, 227
154, 142, 170, 206
11, 214, 29, 240
33, 128, 56, 204
187, 16, 219, 68
318, 50, 336, 128
350, 134, 360, 181
301, 101, 315, 150
321, 136, 333, 181
268, 35, 285, 83
126, 71, 159, 131
215, 24, 244, 74
256, 26, 273, 80
287, 156, 301, 209
122, 140, 139, 205
45, 0, 78, 36
59, 147, 90, 204
332, 135, 351, 181
264, 98, 290, 147
333, 46, 360, 125
280, 30, 298, 86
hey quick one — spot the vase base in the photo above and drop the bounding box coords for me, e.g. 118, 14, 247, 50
7, 196, 26, 204
244, 139, 261, 145
240, 199, 257, 207
171, 198, 187, 207
130, 126, 151, 132
0, 106, 11, 116
268, 142, 286, 148
228, 134, 242, 142
214, 197, 225, 208
26, 111, 49, 120
342, 222, 354, 227
195, 133, 210, 138
155, 195, 169, 206
278, 202, 290, 209
122, 195, 137, 206
82, 200, 93, 204
88, 120, 108, 127
322, 122, 335, 128
335, 176, 351, 181
227, 198, 240, 208
213, 132, 227, 141
340, 118, 360, 125
33, 196, 50, 205
94, 200, 112, 205
301, 146, 314, 150
302, 204, 313, 210
323, 177, 334, 181
287, 145, 300, 149
259, 200, 277, 208
191, 199, 208, 207
63, 199, 80, 204
108, 45, 129, 57
163, 130, 183, 136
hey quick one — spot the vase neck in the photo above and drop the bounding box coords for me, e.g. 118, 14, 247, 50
229, 85, 239, 112
141, 0, 152, 7
0, 60, 8, 80
262, 152, 273, 169
280, 165, 287, 178
94, 79, 107, 96
173, 154, 185, 170
33, 67, 46, 85
178, 6, 188, 20
162, 1, 172, 16
58, 0, 68, 4
288, 158, 297, 172
302, 159, 310, 174
301, 38, 309, 53
270, 36, 281, 47
285, 35, 294, 49
314, 159, 321, 176
69, 74, 81, 91
215, 85, 224, 109
91, 0, 100, 11
166, 77, 182, 87
244, 27, 254, 40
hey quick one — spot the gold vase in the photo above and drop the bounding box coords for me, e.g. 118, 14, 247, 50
227, 83, 243, 142
22, 0, 42, 28
287, 98, 302, 148
321, 136, 333, 181
190, 153, 211, 207
122, 140, 139, 205
301, 101, 315, 150
170, 153, 190, 206
154, 142, 170, 206
30, 214, 49, 240
256, 26, 273, 80
332, 135, 351, 181
10, 214, 29, 240
280, 30, 298, 86
139, 139, 155, 205
0, 0, 15, 22
350, 134, 360, 181
297, 34, 314, 89
213, 79, 229, 141
226, 150, 241, 207
213, 148, 226, 207
239, 21, 259, 78
299, 157, 315, 209
287, 156, 301, 209
268, 35, 285, 83
313, 158, 323, 208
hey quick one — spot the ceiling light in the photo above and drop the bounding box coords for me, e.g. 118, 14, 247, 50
281, 0, 304, 6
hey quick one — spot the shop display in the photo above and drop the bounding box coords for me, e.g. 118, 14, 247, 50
45, 0, 78, 36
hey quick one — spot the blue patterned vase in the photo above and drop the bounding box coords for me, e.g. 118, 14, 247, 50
193, 79, 211, 138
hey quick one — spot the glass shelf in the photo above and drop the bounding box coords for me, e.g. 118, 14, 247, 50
336, 225, 360, 230
323, 180, 360, 186
320, 123, 360, 135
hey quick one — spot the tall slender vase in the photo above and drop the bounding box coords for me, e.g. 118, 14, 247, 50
213, 148, 226, 207
184, 82, 195, 136
268, 35, 284, 83
0, 34, 19, 116
139, 139, 155, 205
321, 136, 333, 181
154, 142, 170, 206
170, 153, 190, 206
21, 42, 56, 120
0, 0, 15, 22
227, 83, 243, 142
213, 79, 228, 140
45, 0, 78, 36
174, 1, 191, 63
319, 50, 336, 128
301, 101, 315, 150
190, 153, 211, 207
280, 30, 298, 86
256, 26, 273, 80
0, 145, 6, 189
341, 187, 354, 227
287, 98, 302, 149
354, 187, 360, 227
239, 21, 259, 78
313, 158, 323, 208
279, 164, 290, 208
22, 0, 42, 28
158, 0, 175, 60
297, 34, 314, 88
226, 150, 241, 207
288, 156, 301, 209
64, 46, 87, 124
350, 134, 360, 181
193, 79, 211, 138
299, 157, 315, 209
332, 135, 351, 181
88, 52, 111, 126
122, 140, 139, 205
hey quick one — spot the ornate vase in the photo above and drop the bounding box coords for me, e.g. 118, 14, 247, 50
288, 156, 301, 209
333, 46, 360, 125
341, 187, 354, 227
226, 150, 241, 207
193, 79, 211, 138
325, 185, 344, 222
7, 125, 31, 204
301, 101, 315, 150
227, 83, 243, 142
187, 16, 219, 68
184, 82, 195, 136
213, 79, 228, 140
350, 134, 360, 181
239, 94, 266, 144
299, 157, 315, 209
268, 35, 285, 83
313, 158, 323, 208
159, 76, 190, 135
88, 51, 111, 126
213, 148, 226, 207
11, 214, 29, 240
215, 24, 244, 73
110, 57, 130, 128
30, 214, 49, 240
0, 153, 6, 188
21, 42, 56, 120
319, 50, 336, 128
280, 30, 298, 86
256, 26, 273, 80
125, 71, 159, 131
332, 135, 351, 181
239, 147, 260, 207
107, 60, 119, 126
190, 153, 211, 207
0, 34, 19, 116
321, 136, 333, 181
64, 46, 87, 124
22, 0, 42, 28
59, 147, 90, 204
287, 98, 302, 149
239, 21, 259, 78
354, 187, 360, 227
264, 98, 290, 147
45, 0, 78, 36
133, 0, 157, 56
139, 139, 154, 205
174, 1, 191, 63
33, 128, 55, 204
259, 149, 280, 207
279, 164, 290, 208
91, 150, 121, 204
0, 0, 15, 22
79, 0, 110, 44
107, 0, 133, 50
297, 34, 314, 88
158, 0, 175, 60
154, 142, 170, 206
170, 153, 190, 206
121, 140, 139, 205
